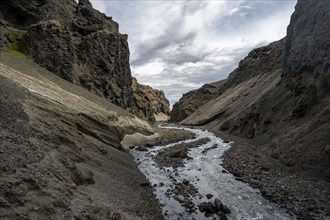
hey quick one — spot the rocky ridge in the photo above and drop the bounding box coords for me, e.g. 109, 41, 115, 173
170, 80, 225, 123
0, 0, 169, 121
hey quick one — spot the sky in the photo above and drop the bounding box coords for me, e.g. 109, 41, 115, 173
90, 0, 297, 107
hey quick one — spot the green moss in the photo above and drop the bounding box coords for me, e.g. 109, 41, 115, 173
1, 28, 27, 57
2, 49, 25, 57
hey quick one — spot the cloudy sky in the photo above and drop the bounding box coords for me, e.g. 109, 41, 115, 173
90, 0, 297, 107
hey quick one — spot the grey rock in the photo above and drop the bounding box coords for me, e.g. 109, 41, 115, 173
206, 194, 213, 199
198, 202, 215, 214
214, 198, 231, 214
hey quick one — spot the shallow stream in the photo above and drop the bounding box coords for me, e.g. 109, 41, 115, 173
130, 126, 295, 220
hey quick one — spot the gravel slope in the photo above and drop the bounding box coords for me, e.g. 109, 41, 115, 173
0, 55, 165, 220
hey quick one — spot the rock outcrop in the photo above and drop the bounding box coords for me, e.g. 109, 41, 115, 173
283, 0, 330, 115
205, 0, 329, 170
0, 0, 169, 121
0, 19, 10, 51
130, 77, 170, 122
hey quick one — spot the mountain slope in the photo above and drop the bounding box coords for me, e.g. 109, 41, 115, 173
170, 0, 330, 218
171, 39, 284, 124
0, 54, 164, 219
170, 79, 226, 123
174, 0, 330, 176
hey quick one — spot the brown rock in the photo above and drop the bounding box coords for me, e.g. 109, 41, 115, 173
168, 148, 188, 159
129, 77, 170, 122
71, 164, 95, 186
214, 198, 231, 214
206, 194, 213, 199
136, 145, 148, 152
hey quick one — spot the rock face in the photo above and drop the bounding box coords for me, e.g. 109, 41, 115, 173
170, 0, 330, 218
283, 0, 330, 113
21, 19, 132, 109
0, 0, 169, 121
284, 0, 330, 82
130, 77, 170, 122
0, 19, 10, 51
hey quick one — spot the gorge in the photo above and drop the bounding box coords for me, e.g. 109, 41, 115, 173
0, 0, 329, 219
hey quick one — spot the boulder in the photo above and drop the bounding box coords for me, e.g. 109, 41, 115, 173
214, 198, 231, 214
168, 148, 188, 159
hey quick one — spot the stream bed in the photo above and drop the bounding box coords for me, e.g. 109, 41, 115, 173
130, 126, 295, 220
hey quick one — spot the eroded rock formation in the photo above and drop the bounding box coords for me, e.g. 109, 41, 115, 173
130, 77, 170, 122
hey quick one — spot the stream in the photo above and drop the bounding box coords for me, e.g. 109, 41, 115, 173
130, 126, 295, 220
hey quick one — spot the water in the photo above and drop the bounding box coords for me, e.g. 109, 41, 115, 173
130, 126, 295, 220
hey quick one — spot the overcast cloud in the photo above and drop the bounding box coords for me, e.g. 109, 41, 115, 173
90, 0, 297, 107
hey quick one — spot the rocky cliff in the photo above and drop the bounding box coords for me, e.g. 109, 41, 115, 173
0, 0, 169, 121
171, 0, 330, 218
130, 77, 170, 122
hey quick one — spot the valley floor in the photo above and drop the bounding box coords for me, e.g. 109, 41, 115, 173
218, 131, 330, 220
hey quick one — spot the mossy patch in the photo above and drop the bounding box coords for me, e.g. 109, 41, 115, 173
1, 28, 27, 56
2, 49, 25, 57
